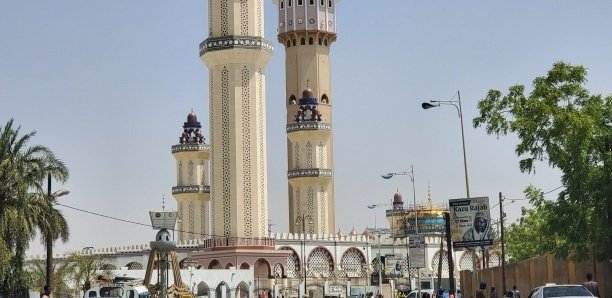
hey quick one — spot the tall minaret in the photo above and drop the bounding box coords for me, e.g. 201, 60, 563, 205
274, 0, 338, 234
171, 112, 211, 241
199, 0, 273, 238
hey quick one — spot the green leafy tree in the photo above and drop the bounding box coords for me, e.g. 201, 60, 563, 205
503, 186, 559, 261
0, 119, 70, 293
473, 62, 612, 261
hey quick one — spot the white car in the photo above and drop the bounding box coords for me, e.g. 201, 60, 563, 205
526, 284, 595, 298
406, 289, 435, 298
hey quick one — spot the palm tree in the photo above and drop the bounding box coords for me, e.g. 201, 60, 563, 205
27, 259, 82, 298
0, 118, 70, 293
63, 252, 106, 296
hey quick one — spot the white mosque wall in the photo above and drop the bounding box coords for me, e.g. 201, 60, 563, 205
26, 233, 484, 282
108, 268, 254, 298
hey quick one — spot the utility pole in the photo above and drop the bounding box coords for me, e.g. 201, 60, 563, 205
444, 212, 454, 294
46, 174, 52, 296
499, 192, 506, 295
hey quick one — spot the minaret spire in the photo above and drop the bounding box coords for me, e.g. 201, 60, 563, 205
171, 111, 210, 241
200, 0, 272, 238
275, 0, 339, 235
189, 0, 291, 271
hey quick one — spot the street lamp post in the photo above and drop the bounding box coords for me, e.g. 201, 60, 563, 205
382, 166, 419, 294
296, 215, 312, 298
366, 205, 386, 294
46, 173, 70, 297
421, 91, 470, 199
368, 228, 389, 297
422, 91, 470, 294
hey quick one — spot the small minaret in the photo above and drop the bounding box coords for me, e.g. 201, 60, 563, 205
274, 0, 339, 234
171, 112, 210, 241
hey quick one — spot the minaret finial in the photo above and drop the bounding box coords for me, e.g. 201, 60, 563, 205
162, 194, 166, 211
306, 79, 310, 89
427, 182, 432, 205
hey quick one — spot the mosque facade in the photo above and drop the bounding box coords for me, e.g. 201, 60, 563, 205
27, 1, 504, 298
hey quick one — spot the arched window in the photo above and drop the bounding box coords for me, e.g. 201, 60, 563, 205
289, 95, 297, 105
309, 0, 315, 5
298, 0, 303, 5
308, 247, 334, 278
320, 0, 324, 6
318, 38, 322, 45
208, 259, 222, 269
280, 0, 284, 9
309, 37, 314, 45
431, 250, 450, 278
321, 94, 329, 104
287, 41, 291, 48
341, 248, 366, 278
292, 39, 296, 46
288, 0, 293, 7
324, 39, 328, 46
329, 0, 332, 7
300, 38, 305, 45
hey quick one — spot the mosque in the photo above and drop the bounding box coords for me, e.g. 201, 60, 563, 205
28, 1, 502, 297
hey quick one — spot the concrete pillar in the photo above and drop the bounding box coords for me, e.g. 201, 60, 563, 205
346, 280, 351, 297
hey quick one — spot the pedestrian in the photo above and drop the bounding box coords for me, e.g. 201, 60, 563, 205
41, 285, 51, 298
582, 273, 600, 298
511, 286, 520, 298
476, 281, 487, 298
491, 287, 498, 298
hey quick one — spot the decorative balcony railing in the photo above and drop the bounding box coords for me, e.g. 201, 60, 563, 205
199, 36, 274, 56
287, 168, 333, 179
172, 185, 210, 194
200, 237, 276, 249
171, 144, 209, 153
286, 122, 331, 133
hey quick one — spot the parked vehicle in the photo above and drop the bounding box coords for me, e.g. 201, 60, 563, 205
84, 277, 150, 298
406, 289, 435, 298
526, 284, 594, 298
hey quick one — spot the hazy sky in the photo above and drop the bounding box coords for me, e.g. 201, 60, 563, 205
2, 1, 611, 256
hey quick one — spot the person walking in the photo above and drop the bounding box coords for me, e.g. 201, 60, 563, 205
476, 281, 487, 298
511, 286, 520, 298
41, 285, 51, 298
582, 273, 600, 298
490, 287, 498, 298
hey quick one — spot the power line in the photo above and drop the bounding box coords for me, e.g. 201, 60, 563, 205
56, 203, 271, 241
489, 185, 563, 209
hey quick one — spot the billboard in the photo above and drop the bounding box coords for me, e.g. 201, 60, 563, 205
385, 254, 401, 277
409, 235, 426, 268
449, 197, 493, 249
149, 211, 178, 230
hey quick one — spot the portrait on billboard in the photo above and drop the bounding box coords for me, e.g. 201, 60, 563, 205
461, 211, 491, 242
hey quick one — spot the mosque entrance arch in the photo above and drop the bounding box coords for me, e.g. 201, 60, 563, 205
236, 281, 250, 298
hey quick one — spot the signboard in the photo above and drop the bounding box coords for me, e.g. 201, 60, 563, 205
385, 254, 401, 277
449, 197, 493, 249
409, 235, 426, 268
149, 211, 178, 230
325, 285, 344, 295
